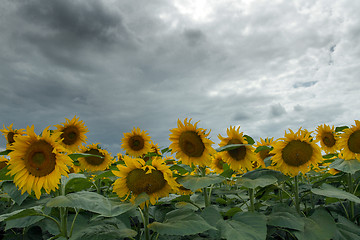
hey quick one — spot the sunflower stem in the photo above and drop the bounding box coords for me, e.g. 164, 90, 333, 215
294, 175, 301, 215
200, 167, 210, 207
348, 173, 355, 220
143, 204, 150, 240
59, 177, 68, 239
248, 188, 255, 212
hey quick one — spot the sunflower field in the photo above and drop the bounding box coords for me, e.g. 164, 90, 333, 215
1, 117, 360, 240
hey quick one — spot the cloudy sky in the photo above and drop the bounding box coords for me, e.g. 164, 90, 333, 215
1, 0, 359, 155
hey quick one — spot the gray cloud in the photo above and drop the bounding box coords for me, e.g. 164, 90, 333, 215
1, 0, 360, 155
270, 104, 287, 118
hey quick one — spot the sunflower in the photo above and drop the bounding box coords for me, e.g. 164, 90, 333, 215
315, 124, 339, 154
0, 156, 8, 170
270, 128, 322, 176
121, 127, 152, 157
7, 126, 72, 199
338, 120, 360, 160
210, 152, 226, 174
143, 142, 162, 161
254, 137, 275, 168
112, 155, 179, 205
1, 124, 25, 149
218, 126, 257, 171
78, 143, 113, 172
169, 118, 215, 167
53, 116, 88, 153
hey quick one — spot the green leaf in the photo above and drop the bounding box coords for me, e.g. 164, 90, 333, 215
5, 216, 44, 231
329, 158, 360, 174
267, 211, 304, 231
216, 144, 251, 152
322, 153, 338, 159
148, 208, 216, 236
71, 223, 137, 240
244, 135, 255, 145
46, 191, 136, 217
0, 165, 13, 181
254, 145, 272, 153
0, 150, 11, 155
217, 212, 267, 240
2, 181, 28, 205
237, 175, 278, 189
242, 168, 288, 182
0, 206, 44, 222
68, 153, 104, 161
177, 175, 225, 192
170, 164, 192, 175
92, 170, 115, 180
311, 183, 360, 204
65, 177, 92, 194
335, 126, 349, 132
200, 206, 222, 227
293, 208, 336, 240
161, 147, 171, 154
219, 163, 235, 178
333, 215, 360, 240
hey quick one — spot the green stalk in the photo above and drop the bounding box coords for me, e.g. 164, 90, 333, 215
60, 207, 68, 239
59, 177, 68, 239
69, 208, 79, 238
348, 173, 355, 220
248, 188, 255, 212
200, 167, 210, 207
294, 175, 301, 215
143, 204, 150, 240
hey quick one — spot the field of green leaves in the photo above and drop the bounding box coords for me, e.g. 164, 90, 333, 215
1, 117, 360, 239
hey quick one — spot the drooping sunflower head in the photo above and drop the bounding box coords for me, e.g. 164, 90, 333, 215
121, 127, 152, 157
169, 118, 215, 167
254, 137, 275, 168
315, 124, 339, 154
210, 152, 226, 174
1, 124, 25, 149
143, 142, 162, 161
78, 143, 113, 172
338, 120, 360, 160
7, 126, 73, 199
53, 116, 88, 153
0, 156, 8, 171
112, 156, 179, 206
218, 126, 257, 171
271, 128, 322, 176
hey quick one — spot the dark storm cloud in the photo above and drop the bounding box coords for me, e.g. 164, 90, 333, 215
19, 0, 127, 44
1, 0, 360, 155
13, 0, 138, 70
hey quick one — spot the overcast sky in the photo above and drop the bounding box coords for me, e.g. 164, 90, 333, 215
1, 0, 359, 155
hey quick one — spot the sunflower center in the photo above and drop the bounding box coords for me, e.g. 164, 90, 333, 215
61, 126, 79, 146
259, 149, 270, 160
281, 140, 313, 167
322, 132, 336, 147
178, 131, 205, 157
227, 139, 246, 161
126, 168, 167, 195
129, 135, 145, 151
7, 132, 15, 144
84, 149, 104, 166
24, 140, 56, 177
215, 159, 225, 170
348, 130, 360, 154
